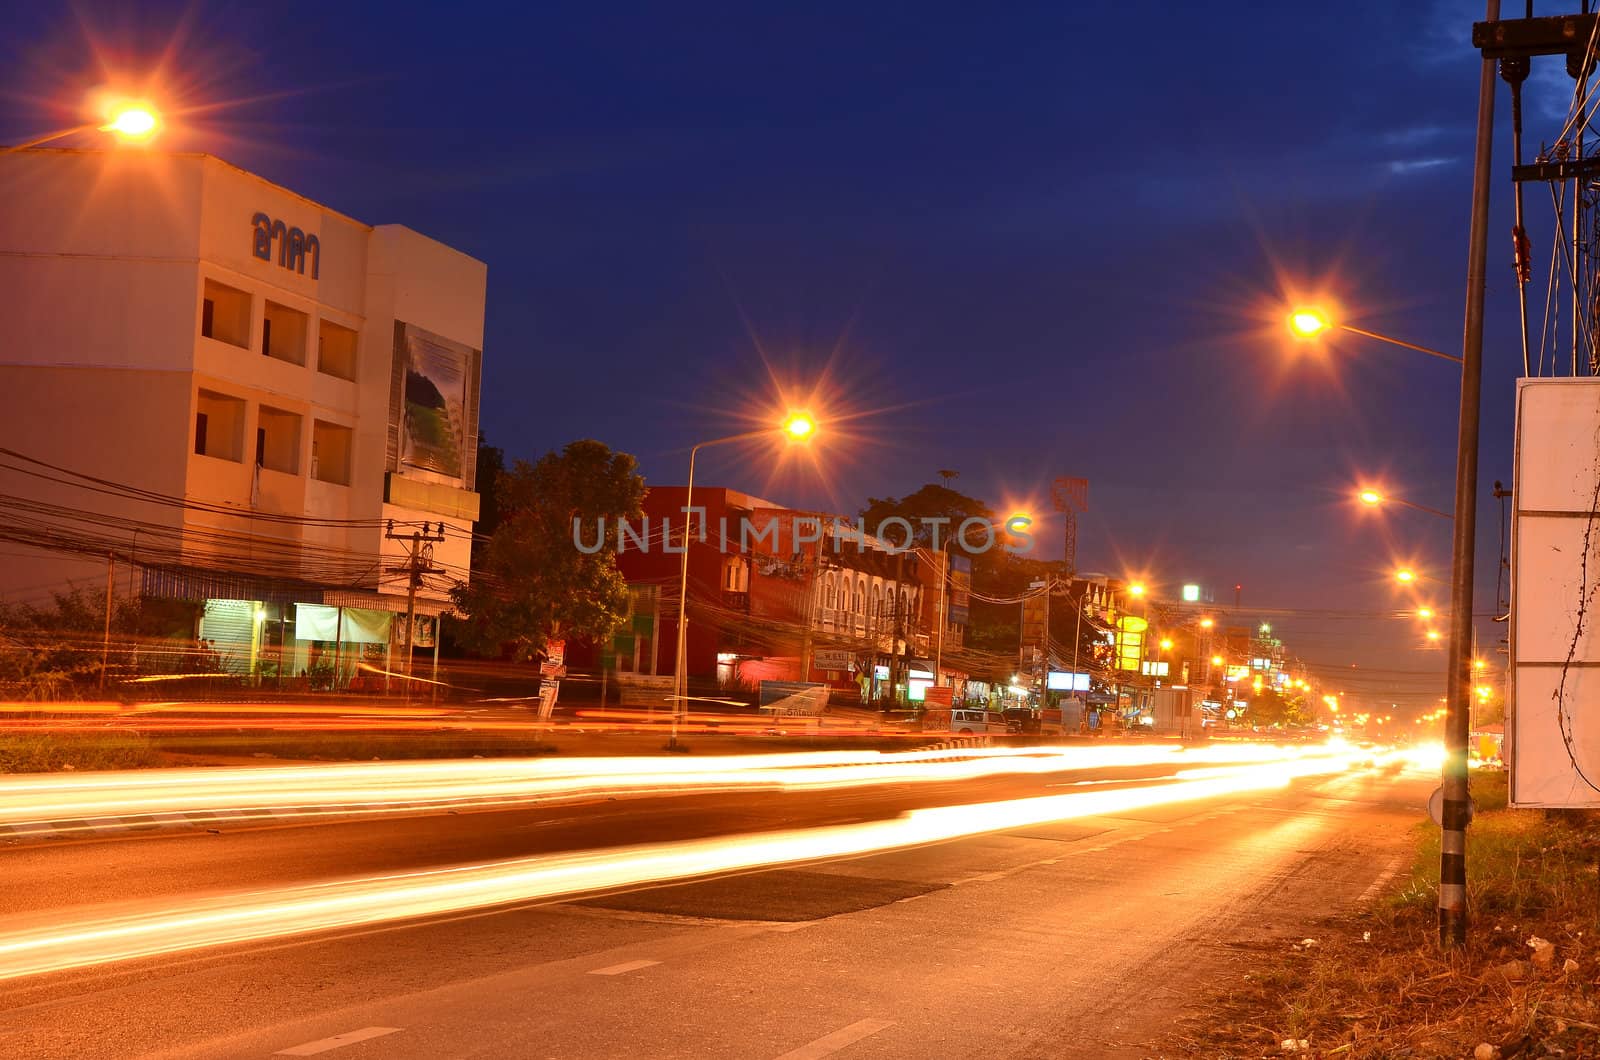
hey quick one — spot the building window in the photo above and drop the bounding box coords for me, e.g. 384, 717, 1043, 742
256, 405, 302, 474
262, 301, 309, 366
311, 420, 353, 485
194, 390, 245, 461
201, 280, 250, 348
317, 319, 358, 381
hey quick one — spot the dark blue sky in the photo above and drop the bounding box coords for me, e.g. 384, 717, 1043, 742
3, 1, 1562, 707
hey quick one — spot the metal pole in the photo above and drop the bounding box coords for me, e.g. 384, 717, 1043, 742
431, 617, 441, 704
799, 525, 819, 683
670, 447, 698, 751
403, 532, 420, 703
99, 552, 114, 691
1039, 575, 1052, 710
1441, 0, 1498, 948
1071, 586, 1083, 733
934, 544, 948, 685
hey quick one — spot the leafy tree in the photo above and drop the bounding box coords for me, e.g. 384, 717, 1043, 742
450, 439, 644, 661
1245, 687, 1312, 728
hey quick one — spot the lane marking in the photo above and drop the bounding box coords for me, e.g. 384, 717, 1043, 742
588, 958, 661, 976
774, 1017, 896, 1060
951, 871, 1005, 886
1357, 854, 1408, 904
275, 1026, 402, 1055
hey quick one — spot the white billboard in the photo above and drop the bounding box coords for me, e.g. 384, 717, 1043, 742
1510, 378, 1600, 806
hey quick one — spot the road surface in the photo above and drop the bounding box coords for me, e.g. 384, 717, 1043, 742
0, 751, 1430, 1058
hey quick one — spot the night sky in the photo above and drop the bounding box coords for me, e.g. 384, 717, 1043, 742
2, 1, 1566, 709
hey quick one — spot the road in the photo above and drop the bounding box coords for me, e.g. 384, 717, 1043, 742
0, 748, 1431, 1059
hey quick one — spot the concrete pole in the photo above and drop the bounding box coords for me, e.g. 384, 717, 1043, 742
1440, 0, 1498, 948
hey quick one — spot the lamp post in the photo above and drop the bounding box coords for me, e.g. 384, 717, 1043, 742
668, 413, 815, 751
1283, 30, 1496, 942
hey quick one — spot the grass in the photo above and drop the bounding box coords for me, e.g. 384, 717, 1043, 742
150, 731, 560, 763
0, 731, 159, 773
1168, 769, 1600, 1059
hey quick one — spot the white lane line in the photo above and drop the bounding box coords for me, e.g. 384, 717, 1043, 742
275, 1026, 402, 1055
773, 1017, 896, 1060
951, 871, 1005, 886
1357, 854, 1408, 904
588, 958, 661, 976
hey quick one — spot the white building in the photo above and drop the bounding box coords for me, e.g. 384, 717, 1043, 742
0, 148, 485, 687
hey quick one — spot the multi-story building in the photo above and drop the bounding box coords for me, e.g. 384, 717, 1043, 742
599, 487, 928, 700
0, 149, 485, 685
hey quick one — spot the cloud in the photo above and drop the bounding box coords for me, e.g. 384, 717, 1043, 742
1388, 156, 1457, 175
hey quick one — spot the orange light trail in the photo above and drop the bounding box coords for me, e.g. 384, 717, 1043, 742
0, 745, 1377, 981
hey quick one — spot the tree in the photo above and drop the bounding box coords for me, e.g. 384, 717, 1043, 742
1245, 687, 1312, 728
450, 439, 645, 661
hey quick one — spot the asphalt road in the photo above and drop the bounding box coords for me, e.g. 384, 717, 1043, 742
0, 758, 1431, 1059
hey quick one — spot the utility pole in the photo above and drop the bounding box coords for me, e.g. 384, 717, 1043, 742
934, 543, 949, 686
888, 549, 905, 706
798, 523, 821, 683
1441, 0, 1498, 948
386, 520, 447, 702
99, 552, 114, 691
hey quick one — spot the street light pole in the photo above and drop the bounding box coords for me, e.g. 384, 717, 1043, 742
669, 416, 816, 752
1439, 0, 1497, 949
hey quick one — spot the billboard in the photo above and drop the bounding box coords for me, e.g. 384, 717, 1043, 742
1116, 615, 1147, 671
1510, 379, 1600, 806
394, 322, 476, 480
759, 680, 829, 717
1047, 671, 1092, 691
948, 554, 972, 626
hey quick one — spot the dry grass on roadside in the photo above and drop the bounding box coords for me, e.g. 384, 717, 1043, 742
1163, 771, 1600, 1059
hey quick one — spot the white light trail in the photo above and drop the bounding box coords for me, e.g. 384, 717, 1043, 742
0, 748, 1370, 980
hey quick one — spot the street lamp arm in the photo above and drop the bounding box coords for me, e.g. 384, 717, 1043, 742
1396, 496, 1455, 521
6, 124, 94, 152
1338, 324, 1464, 366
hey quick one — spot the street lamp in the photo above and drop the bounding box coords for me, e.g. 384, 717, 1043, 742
1287, 306, 1464, 366
669, 412, 816, 750
10, 98, 163, 152
1357, 486, 1453, 521
1287, 286, 1484, 946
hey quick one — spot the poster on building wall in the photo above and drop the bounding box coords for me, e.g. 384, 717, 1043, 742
948, 554, 972, 625
395, 321, 474, 480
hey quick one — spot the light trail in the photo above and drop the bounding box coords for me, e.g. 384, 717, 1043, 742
0, 742, 1372, 833
0, 747, 1372, 981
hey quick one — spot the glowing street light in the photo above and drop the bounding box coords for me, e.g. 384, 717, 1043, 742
670, 412, 818, 750
1286, 305, 1463, 366
1159, 638, 1173, 652
1199, 617, 1215, 629
1417, 606, 1434, 620
1395, 568, 1416, 584
1211, 655, 1225, 667
101, 102, 160, 141
1426, 630, 1442, 643
1355, 485, 1452, 521
782, 412, 815, 440
1128, 583, 1146, 597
